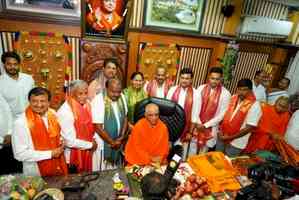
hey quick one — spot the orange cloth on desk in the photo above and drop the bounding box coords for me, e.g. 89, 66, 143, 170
245, 103, 290, 153
125, 118, 169, 166
188, 152, 241, 193
26, 107, 68, 177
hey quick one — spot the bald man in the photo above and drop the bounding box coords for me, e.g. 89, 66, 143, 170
125, 103, 169, 166
145, 66, 173, 98
91, 78, 128, 170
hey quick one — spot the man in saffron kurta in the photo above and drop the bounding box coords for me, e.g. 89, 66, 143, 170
245, 96, 290, 153
125, 103, 169, 166
12, 87, 67, 176
217, 79, 262, 157
57, 80, 100, 173
145, 66, 173, 98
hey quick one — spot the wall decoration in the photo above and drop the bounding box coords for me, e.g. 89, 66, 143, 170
14, 31, 72, 109
82, 0, 132, 40
144, 0, 205, 32
80, 40, 127, 84
0, 0, 80, 24
220, 41, 239, 85
138, 43, 180, 81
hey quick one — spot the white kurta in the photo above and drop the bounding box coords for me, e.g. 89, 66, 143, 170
230, 101, 262, 149
285, 110, 299, 150
144, 81, 167, 98
0, 93, 13, 149
191, 84, 231, 147
57, 102, 102, 171
0, 73, 34, 119
252, 83, 267, 102
267, 90, 289, 105
166, 85, 196, 109
12, 113, 53, 176
91, 92, 128, 170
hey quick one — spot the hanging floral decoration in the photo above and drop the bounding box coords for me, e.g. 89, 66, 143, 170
220, 41, 239, 85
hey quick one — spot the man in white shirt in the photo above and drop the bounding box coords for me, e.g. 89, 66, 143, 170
217, 79, 262, 157
0, 93, 22, 175
12, 87, 67, 176
268, 77, 290, 105
285, 95, 299, 150
252, 70, 267, 102
0, 51, 34, 120
57, 80, 100, 173
91, 78, 128, 170
190, 67, 231, 154
145, 66, 173, 98
88, 57, 119, 100
166, 68, 195, 159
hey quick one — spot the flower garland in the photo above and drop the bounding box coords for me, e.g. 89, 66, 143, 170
220, 41, 239, 85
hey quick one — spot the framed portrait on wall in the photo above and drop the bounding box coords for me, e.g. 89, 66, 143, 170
143, 0, 205, 33
82, 0, 132, 41
0, 0, 80, 24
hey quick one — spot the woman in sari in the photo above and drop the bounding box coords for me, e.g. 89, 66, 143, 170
123, 72, 147, 124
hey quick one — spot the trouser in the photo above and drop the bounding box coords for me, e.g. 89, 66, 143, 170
0, 145, 22, 175
215, 140, 242, 157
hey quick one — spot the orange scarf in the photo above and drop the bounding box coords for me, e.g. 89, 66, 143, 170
197, 84, 222, 147
67, 97, 95, 172
125, 118, 169, 165
220, 93, 256, 140
171, 86, 193, 140
245, 103, 290, 153
26, 107, 68, 177
146, 79, 173, 97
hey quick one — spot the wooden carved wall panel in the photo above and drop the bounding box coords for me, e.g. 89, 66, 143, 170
81, 41, 127, 85
14, 32, 70, 109
138, 43, 180, 81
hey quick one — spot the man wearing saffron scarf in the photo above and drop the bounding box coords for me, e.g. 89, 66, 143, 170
166, 68, 195, 159
57, 80, 100, 173
190, 67, 231, 154
216, 79, 262, 157
91, 78, 128, 170
145, 66, 173, 98
125, 103, 169, 166
12, 87, 68, 176
245, 96, 290, 153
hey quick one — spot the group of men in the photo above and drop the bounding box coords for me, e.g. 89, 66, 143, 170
0, 50, 298, 177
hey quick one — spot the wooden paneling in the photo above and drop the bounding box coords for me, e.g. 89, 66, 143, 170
127, 31, 227, 85
201, 0, 228, 35
0, 19, 80, 37
223, 0, 244, 36
177, 48, 211, 88
227, 51, 269, 93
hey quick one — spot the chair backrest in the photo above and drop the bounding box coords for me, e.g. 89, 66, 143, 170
133, 97, 185, 142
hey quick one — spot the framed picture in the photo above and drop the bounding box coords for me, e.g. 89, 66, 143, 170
143, 0, 205, 33
82, 0, 132, 41
0, 0, 80, 24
